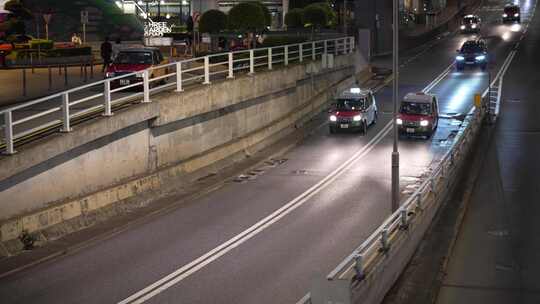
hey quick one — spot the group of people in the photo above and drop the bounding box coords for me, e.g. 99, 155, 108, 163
100, 36, 123, 72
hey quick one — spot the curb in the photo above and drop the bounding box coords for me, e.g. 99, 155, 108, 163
0, 69, 390, 280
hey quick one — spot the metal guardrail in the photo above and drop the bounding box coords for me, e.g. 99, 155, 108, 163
0, 37, 355, 155
298, 49, 517, 304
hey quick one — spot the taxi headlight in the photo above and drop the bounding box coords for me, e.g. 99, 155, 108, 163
460, 25, 466, 29
471, 24, 477, 29
396, 118, 403, 125
503, 13, 508, 17
420, 120, 429, 127
105, 72, 115, 78
330, 115, 337, 122
514, 13, 519, 17
353, 115, 362, 122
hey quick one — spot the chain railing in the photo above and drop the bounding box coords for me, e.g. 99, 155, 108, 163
0, 37, 355, 155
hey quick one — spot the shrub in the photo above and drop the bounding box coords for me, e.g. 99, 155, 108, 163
251, 1, 272, 28
228, 2, 266, 32
303, 3, 328, 29
285, 9, 304, 29
199, 10, 228, 34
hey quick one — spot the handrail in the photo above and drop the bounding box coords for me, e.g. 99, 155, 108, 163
0, 37, 354, 155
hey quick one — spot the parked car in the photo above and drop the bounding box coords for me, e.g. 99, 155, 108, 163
105, 47, 168, 88
460, 14, 482, 33
397, 92, 439, 139
502, 3, 521, 23
328, 87, 378, 134
455, 39, 488, 71
0, 39, 13, 67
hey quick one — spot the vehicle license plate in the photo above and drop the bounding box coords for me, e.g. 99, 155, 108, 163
340, 124, 349, 129
120, 79, 130, 85
406, 128, 415, 133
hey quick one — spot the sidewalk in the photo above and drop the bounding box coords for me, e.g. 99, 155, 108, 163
0, 64, 105, 108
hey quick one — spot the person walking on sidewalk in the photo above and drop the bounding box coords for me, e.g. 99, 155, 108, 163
100, 37, 112, 73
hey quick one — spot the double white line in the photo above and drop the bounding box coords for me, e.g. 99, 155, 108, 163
119, 58, 458, 304
119, 121, 394, 304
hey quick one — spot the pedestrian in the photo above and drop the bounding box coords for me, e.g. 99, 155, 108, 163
71, 33, 82, 46
112, 37, 122, 60
100, 36, 112, 73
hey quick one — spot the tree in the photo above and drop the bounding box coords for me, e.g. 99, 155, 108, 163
4, 0, 33, 20
251, 1, 271, 28
228, 2, 265, 32
303, 3, 328, 29
199, 10, 227, 34
312, 2, 336, 28
285, 9, 304, 29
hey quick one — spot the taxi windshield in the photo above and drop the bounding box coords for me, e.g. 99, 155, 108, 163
335, 98, 368, 111
115, 52, 153, 65
504, 6, 518, 14
463, 16, 478, 23
400, 102, 431, 115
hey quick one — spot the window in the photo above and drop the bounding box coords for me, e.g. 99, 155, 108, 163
400, 102, 432, 115
335, 98, 368, 111
114, 52, 153, 65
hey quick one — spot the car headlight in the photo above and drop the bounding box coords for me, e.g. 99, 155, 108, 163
460, 25, 466, 29
396, 118, 403, 125
471, 24, 477, 29
475, 55, 486, 61
330, 115, 337, 122
353, 115, 362, 122
105, 72, 115, 78
456, 55, 465, 61
514, 13, 519, 17
420, 120, 429, 127
503, 13, 508, 17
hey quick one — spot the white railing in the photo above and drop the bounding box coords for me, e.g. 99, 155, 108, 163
0, 37, 355, 155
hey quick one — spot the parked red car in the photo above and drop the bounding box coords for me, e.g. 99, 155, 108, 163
105, 47, 167, 88
397, 92, 439, 138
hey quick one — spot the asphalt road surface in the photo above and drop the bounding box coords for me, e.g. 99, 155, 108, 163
437, 0, 540, 302
0, 0, 533, 303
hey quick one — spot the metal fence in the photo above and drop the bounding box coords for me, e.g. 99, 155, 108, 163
0, 36, 355, 155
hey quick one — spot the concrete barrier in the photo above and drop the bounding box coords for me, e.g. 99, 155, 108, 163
0, 51, 369, 254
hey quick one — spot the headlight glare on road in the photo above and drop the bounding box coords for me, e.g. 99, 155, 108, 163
503, 13, 508, 17
460, 25, 466, 30
471, 24, 477, 29
420, 120, 429, 127
475, 55, 486, 61
456, 55, 465, 61
330, 115, 337, 122
396, 118, 403, 125
353, 115, 362, 122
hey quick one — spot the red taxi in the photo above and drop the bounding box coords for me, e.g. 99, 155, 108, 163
105, 47, 167, 88
397, 92, 439, 138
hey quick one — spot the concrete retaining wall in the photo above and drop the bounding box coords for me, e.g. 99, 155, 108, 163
0, 52, 366, 246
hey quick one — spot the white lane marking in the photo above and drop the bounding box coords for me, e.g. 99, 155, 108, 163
119, 51, 457, 304
120, 122, 394, 304
422, 63, 454, 93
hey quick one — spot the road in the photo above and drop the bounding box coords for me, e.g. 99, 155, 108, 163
437, 0, 540, 302
0, 0, 531, 303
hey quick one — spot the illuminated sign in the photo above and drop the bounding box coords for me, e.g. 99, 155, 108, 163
144, 22, 172, 37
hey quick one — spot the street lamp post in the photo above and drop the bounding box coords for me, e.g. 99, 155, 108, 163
391, 0, 400, 213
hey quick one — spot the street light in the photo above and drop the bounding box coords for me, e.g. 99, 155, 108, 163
391, 0, 400, 212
